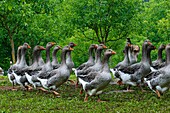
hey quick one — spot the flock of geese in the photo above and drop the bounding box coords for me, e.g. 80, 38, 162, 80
6, 38, 170, 102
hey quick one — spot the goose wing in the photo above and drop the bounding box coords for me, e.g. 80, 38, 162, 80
119, 63, 141, 74
78, 72, 98, 83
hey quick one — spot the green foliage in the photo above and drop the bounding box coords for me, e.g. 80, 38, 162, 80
0, 0, 169, 69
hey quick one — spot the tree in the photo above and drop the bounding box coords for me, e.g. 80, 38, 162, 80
61, 0, 142, 44
0, 0, 34, 63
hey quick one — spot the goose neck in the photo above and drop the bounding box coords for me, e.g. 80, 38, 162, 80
16, 49, 21, 65
88, 47, 94, 62
157, 49, 163, 60
61, 50, 67, 66
102, 55, 110, 72
166, 49, 170, 65
95, 49, 102, 63
67, 51, 72, 60
20, 48, 27, 67
52, 50, 58, 64
46, 47, 51, 63
141, 44, 148, 62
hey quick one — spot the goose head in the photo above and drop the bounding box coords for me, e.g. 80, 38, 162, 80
46, 42, 56, 48
34, 45, 46, 52
69, 42, 77, 48
98, 44, 107, 50
62, 45, 74, 54
105, 49, 116, 56
23, 43, 31, 50
89, 44, 98, 49
131, 44, 140, 63
53, 45, 62, 51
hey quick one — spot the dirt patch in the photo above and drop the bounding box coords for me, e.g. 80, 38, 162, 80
0, 77, 5, 80
0, 86, 20, 91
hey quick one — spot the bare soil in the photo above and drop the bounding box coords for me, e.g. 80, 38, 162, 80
0, 86, 20, 91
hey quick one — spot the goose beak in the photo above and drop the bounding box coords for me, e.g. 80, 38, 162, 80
58, 46, 62, 49
148, 41, 152, 45
128, 43, 132, 47
73, 44, 77, 46
40, 46, 46, 50
112, 51, 116, 54
51, 42, 56, 46
103, 45, 107, 49
69, 47, 74, 51
117, 80, 123, 85
27, 45, 31, 49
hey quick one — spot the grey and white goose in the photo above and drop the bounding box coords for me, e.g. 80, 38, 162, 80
115, 40, 154, 88
110, 42, 131, 76
23, 45, 46, 72
128, 44, 140, 65
12, 43, 31, 89
73, 44, 98, 87
27, 42, 55, 88
37, 45, 74, 95
25, 45, 46, 86
7, 45, 22, 88
41, 42, 56, 72
66, 42, 77, 72
126, 37, 140, 65
151, 44, 166, 70
76, 44, 107, 76
74, 44, 98, 71
78, 49, 116, 102
52, 45, 61, 69
145, 44, 170, 97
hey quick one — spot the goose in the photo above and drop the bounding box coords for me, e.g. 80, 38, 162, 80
24, 45, 46, 86
22, 45, 46, 72
7, 45, 22, 89
8, 45, 22, 72
66, 42, 77, 72
75, 44, 98, 71
152, 44, 166, 70
110, 42, 131, 76
115, 40, 155, 88
78, 49, 116, 102
110, 38, 140, 76
12, 43, 31, 89
128, 44, 140, 65
73, 44, 98, 87
145, 44, 170, 97
37, 45, 74, 95
125, 37, 140, 65
77, 44, 107, 76
41, 42, 56, 72
52, 45, 61, 69
26, 42, 55, 88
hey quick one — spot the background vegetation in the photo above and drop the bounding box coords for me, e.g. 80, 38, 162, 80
0, 0, 170, 71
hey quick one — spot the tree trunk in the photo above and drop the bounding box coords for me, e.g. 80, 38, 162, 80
9, 35, 15, 64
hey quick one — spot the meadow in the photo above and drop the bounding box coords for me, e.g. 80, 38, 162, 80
0, 75, 170, 113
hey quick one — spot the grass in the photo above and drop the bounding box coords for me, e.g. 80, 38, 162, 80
1, 75, 170, 113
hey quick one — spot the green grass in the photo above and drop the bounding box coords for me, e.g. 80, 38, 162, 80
1, 75, 170, 113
